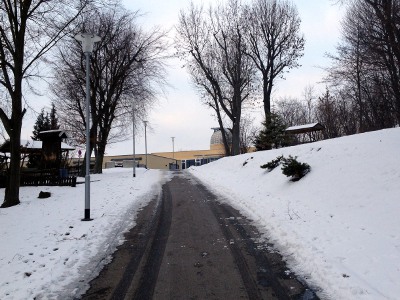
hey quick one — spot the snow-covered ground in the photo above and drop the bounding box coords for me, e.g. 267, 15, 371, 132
0, 128, 399, 299
189, 127, 400, 300
0, 168, 168, 299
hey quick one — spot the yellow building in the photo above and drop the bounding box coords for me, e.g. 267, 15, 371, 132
103, 128, 230, 170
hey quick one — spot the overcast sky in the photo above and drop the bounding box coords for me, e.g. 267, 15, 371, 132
110, 0, 345, 156
20, 0, 345, 156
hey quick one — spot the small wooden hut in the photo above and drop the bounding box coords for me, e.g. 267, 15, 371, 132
38, 130, 70, 169
286, 122, 325, 144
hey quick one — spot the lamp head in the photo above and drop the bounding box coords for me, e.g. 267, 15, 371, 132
74, 33, 101, 53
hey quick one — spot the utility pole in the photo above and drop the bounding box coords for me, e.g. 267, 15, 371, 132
143, 120, 148, 169
132, 101, 136, 177
171, 136, 175, 169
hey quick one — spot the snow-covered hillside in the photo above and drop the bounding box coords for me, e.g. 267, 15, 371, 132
0, 128, 398, 299
189, 128, 400, 300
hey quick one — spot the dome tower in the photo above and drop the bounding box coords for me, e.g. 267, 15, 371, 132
210, 127, 232, 151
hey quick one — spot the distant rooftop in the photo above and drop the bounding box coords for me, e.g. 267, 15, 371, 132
286, 123, 325, 134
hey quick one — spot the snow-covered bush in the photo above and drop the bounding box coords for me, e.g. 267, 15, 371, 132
281, 156, 310, 181
260, 155, 284, 171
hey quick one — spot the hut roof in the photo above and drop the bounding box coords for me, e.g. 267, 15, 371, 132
38, 130, 68, 139
286, 123, 325, 134
0, 139, 75, 153
22, 140, 75, 151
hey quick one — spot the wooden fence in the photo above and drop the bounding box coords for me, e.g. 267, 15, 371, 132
0, 169, 77, 188
20, 174, 77, 187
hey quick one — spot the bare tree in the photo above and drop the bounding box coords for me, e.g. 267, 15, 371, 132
275, 97, 308, 127
363, 0, 400, 123
325, 0, 399, 132
0, 0, 88, 208
176, 3, 231, 155
176, 0, 255, 156
302, 85, 316, 123
239, 114, 258, 153
243, 0, 305, 122
52, 4, 168, 173
315, 88, 341, 139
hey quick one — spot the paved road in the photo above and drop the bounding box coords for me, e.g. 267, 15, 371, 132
81, 172, 318, 300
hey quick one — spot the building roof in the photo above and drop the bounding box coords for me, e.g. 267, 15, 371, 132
22, 139, 75, 151
0, 139, 75, 153
38, 130, 68, 139
286, 123, 325, 134
152, 148, 225, 160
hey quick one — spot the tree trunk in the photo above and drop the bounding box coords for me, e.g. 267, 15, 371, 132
94, 153, 104, 174
2, 123, 22, 208
94, 141, 106, 174
263, 74, 273, 123
80, 123, 98, 176
231, 119, 241, 156
214, 99, 231, 156
79, 152, 86, 177
1, 67, 24, 208
231, 90, 242, 156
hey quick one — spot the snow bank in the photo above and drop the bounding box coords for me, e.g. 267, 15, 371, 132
189, 128, 400, 300
0, 168, 167, 299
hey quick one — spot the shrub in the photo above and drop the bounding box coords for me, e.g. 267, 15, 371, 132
260, 155, 284, 171
281, 156, 310, 181
254, 113, 294, 151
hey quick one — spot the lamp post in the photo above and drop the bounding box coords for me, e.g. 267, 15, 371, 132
132, 101, 136, 177
143, 120, 148, 169
75, 33, 101, 221
171, 137, 175, 159
171, 136, 175, 169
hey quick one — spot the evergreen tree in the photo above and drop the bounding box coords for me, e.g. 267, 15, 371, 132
31, 103, 60, 141
28, 104, 60, 168
31, 109, 50, 141
254, 113, 292, 150
49, 103, 60, 130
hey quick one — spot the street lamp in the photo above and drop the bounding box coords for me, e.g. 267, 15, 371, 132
143, 120, 148, 169
132, 101, 136, 177
75, 33, 101, 221
171, 136, 176, 169
171, 137, 175, 159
